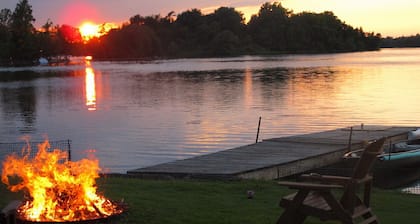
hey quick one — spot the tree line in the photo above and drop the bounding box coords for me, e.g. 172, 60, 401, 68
381, 35, 420, 48
1, 1, 382, 66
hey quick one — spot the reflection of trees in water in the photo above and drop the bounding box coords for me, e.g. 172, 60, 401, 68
123, 68, 285, 114
125, 70, 247, 109
0, 71, 69, 82
253, 67, 341, 105
0, 86, 37, 134
254, 68, 290, 104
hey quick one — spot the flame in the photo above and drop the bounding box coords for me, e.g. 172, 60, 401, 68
1, 140, 122, 222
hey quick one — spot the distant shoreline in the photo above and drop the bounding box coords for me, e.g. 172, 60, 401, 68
3, 46, 420, 68
0, 48, 384, 68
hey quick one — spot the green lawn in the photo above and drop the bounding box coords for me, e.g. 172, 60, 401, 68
1, 176, 420, 224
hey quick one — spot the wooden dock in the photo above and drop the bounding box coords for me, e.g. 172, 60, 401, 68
127, 126, 416, 180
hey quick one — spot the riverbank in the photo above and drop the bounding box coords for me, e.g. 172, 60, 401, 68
1, 177, 420, 223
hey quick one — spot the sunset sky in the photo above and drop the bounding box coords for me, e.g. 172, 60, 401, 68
1, 0, 420, 37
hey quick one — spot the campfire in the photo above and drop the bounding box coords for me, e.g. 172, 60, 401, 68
1, 139, 124, 222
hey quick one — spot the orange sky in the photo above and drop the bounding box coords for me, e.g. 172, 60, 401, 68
282, 0, 420, 37
1, 0, 420, 37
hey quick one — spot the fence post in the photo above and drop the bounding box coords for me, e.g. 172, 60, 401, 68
67, 139, 72, 161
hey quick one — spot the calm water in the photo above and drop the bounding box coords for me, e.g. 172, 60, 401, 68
1, 48, 420, 174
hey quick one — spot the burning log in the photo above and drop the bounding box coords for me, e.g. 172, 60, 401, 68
1, 139, 124, 223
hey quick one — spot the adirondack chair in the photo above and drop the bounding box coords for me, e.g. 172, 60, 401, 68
276, 137, 386, 224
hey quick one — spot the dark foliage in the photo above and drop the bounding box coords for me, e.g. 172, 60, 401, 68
381, 35, 420, 48
1, 1, 383, 65
86, 2, 381, 59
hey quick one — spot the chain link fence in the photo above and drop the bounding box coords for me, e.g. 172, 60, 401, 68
0, 140, 72, 168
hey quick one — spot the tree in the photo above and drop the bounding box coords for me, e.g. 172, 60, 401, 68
92, 23, 161, 58
9, 0, 37, 62
288, 11, 344, 52
248, 2, 292, 51
209, 30, 241, 56
0, 8, 12, 61
36, 19, 55, 57
11, 0, 35, 34
0, 0, 382, 64
175, 9, 203, 30
202, 7, 245, 56
41, 18, 53, 33
129, 14, 144, 25
170, 7, 245, 57
168, 9, 203, 57
209, 7, 244, 36
0, 8, 12, 27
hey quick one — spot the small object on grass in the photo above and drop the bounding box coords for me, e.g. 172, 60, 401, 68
247, 190, 255, 199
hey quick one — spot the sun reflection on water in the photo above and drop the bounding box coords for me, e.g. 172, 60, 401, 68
85, 58, 97, 111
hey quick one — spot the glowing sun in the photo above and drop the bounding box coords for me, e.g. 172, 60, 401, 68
79, 22, 100, 41
78, 21, 118, 42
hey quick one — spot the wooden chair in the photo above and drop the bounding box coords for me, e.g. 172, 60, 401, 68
276, 137, 386, 224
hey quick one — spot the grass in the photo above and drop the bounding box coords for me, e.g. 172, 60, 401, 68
1, 176, 420, 223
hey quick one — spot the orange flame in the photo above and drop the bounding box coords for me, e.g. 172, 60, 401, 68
1, 140, 122, 222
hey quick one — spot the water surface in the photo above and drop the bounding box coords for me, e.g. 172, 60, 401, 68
1, 48, 420, 173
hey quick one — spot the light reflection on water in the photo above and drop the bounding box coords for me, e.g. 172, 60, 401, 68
1, 48, 420, 175
85, 67, 97, 111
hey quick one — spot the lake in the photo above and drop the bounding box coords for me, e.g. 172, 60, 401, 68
1, 48, 420, 174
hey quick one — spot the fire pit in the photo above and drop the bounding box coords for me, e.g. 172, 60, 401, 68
10, 200, 125, 224
13, 200, 126, 224
1, 139, 126, 223
13, 202, 126, 224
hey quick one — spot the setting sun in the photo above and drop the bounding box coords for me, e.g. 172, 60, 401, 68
79, 22, 100, 41
79, 22, 118, 42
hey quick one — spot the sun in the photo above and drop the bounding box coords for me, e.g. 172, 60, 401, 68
79, 22, 99, 41
78, 21, 119, 42
79, 22, 100, 41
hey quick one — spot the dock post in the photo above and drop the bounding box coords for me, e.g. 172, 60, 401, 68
347, 127, 353, 151
256, 116, 261, 143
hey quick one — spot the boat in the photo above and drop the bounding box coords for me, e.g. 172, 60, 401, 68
38, 55, 71, 66
38, 57, 49, 66
342, 128, 420, 188
344, 129, 420, 166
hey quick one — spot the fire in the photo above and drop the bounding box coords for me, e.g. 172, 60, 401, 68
1, 140, 123, 222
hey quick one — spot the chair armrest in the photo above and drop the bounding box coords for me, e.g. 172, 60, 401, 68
354, 175, 373, 184
299, 173, 351, 186
278, 181, 343, 191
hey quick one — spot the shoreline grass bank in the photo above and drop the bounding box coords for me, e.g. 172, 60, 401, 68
1, 177, 420, 223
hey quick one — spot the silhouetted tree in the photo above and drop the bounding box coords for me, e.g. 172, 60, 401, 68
94, 23, 161, 58
381, 35, 420, 48
0, 1, 383, 65
0, 8, 12, 26
248, 2, 292, 52
129, 14, 144, 25
209, 7, 244, 36
170, 9, 205, 56
176, 9, 203, 30
9, 0, 37, 61
206, 7, 245, 56
287, 11, 349, 52
0, 9, 12, 61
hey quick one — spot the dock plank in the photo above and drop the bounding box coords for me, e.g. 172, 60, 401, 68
127, 126, 416, 179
